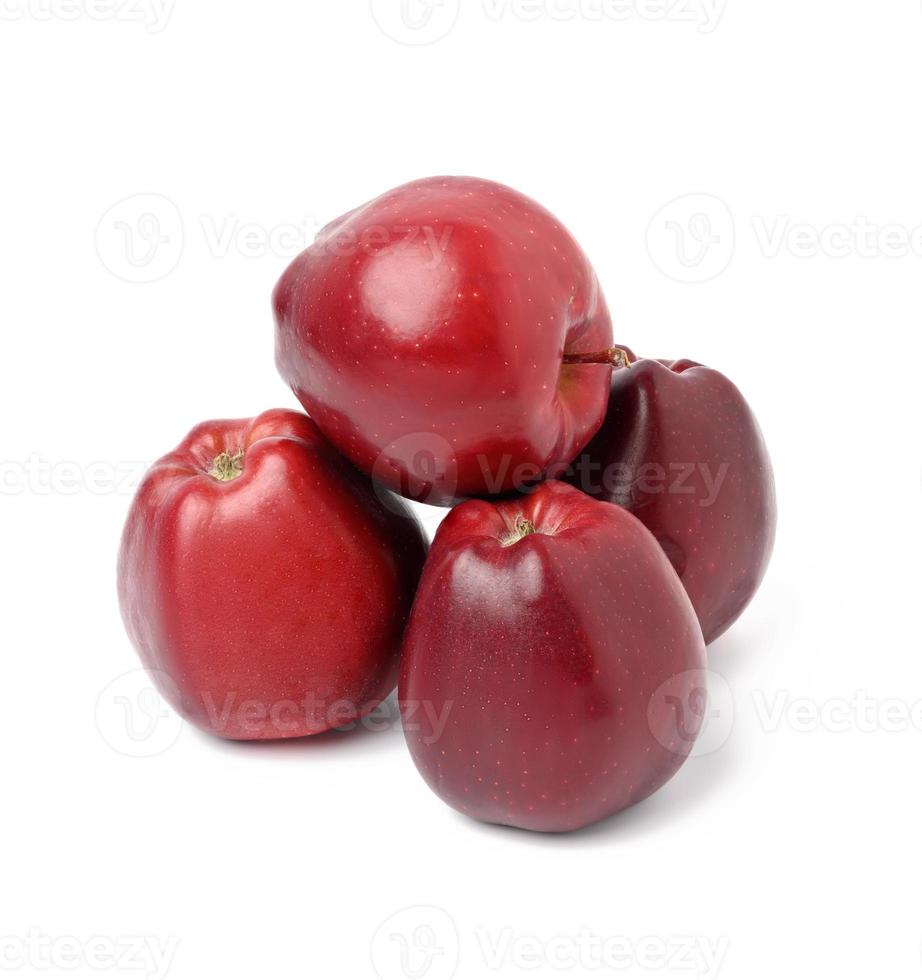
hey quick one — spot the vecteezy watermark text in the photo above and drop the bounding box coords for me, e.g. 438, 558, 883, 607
370, 0, 727, 47
752, 214, 922, 260
544, 458, 729, 507
0, 0, 175, 32
200, 692, 453, 743
0, 929, 179, 979
480, 0, 726, 32
477, 927, 729, 976
648, 193, 922, 283
372, 434, 734, 509
753, 690, 922, 735
0, 456, 148, 497
96, 193, 456, 283
96, 668, 455, 754
202, 216, 454, 266
371, 906, 730, 980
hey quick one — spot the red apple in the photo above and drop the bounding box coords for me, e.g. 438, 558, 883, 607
398, 480, 707, 833
566, 353, 776, 644
273, 176, 615, 506
118, 409, 427, 740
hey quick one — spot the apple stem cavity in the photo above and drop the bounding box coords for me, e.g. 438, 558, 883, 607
502, 515, 537, 548
209, 450, 245, 482
563, 347, 633, 369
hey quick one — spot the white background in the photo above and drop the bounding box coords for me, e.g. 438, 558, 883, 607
2, 2, 921, 978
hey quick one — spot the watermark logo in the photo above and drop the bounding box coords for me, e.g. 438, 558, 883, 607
95, 668, 184, 758
96, 194, 184, 283
648, 668, 734, 758
370, 0, 460, 46
371, 906, 460, 980
647, 193, 735, 283
371, 432, 459, 508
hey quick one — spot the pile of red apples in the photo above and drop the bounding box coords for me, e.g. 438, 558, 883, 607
119, 177, 775, 833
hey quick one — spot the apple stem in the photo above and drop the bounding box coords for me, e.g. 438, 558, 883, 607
515, 516, 536, 537
563, 347, 633, 369
209, 450, 245, 482
501, 516, 537, 548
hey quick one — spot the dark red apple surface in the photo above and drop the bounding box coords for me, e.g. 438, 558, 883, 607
118, 409, 427, 740
398, 481, 707, 833
273, 176, 615, 506
566, 353, 776, 644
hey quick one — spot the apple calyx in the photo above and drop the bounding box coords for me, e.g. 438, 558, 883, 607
501, 515, 537, 548
209, 450, 245, 482
563, 347, 633, 369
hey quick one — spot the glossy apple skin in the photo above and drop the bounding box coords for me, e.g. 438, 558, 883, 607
118, 409, 427, 740
567, 356, 776, 644
273, 176, 614, 506
399, 481, 706, 833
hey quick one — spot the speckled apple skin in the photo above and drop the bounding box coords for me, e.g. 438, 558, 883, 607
567, 357, 776, 644
118, 409, 427, 740
398, 481, 706, 833
273, 176, 614, 506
